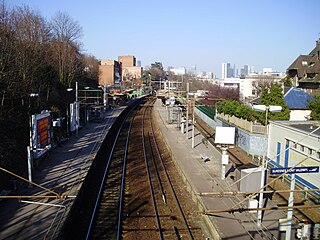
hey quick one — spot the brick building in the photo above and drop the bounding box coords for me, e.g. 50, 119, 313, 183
98, 60, 121, 87
98, 56, 143, 90
118, 55, 136, 67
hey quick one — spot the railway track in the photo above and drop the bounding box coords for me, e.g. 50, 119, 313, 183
86, 106, 134, 239
61, 97, 203, 239
122, 97, 203, 239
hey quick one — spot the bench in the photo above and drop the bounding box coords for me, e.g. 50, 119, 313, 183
200, 153, 210, 162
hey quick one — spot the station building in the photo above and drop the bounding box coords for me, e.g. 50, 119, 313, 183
268, 121, 320, 198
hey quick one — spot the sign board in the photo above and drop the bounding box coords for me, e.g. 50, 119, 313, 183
31, 111, 53, 159
214, 127, 235, 145
270, 166, 319, 175
70, 101, 80, 132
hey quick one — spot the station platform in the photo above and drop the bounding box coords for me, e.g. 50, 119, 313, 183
0, 99, 301, 240
0, 107, 124, 240
153, 99, 290, 239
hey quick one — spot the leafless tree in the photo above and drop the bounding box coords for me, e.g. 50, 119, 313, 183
207, 84, 239, 100
82, 54, 99, 81
50, 11, 83, 87
251, 76, 277, 97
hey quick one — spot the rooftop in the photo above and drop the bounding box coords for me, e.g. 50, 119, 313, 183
272, 121, 320, 137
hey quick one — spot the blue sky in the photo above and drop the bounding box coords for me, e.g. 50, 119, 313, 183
8, 0, 320, 77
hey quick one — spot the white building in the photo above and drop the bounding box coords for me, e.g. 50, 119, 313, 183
218, 77, 254, 100
169, 67, 186, 75
268, 121, 320, 200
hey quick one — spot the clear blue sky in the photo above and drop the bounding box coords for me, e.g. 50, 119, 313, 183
8, 0, 320, 77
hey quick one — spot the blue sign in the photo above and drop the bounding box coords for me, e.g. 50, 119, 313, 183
270, 166, 319, 175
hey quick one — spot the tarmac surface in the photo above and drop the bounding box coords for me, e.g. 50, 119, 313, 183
153, 99, 291, 240
0, 107, 124, 240
0, 100, 295, 240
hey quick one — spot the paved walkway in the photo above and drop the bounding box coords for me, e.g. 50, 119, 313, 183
0, 107, 124, 240
154, 99, 290, 240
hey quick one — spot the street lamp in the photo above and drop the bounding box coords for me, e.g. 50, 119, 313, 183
66, 88, 73, 137
252, 104, 282, 226
252, 105, 282, 126
84, 86, 90, 124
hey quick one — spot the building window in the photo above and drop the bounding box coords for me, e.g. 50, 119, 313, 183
285, 139, 289, 146
302, 61, 308, 66
308, 148, 313, 155
292, 142, 297, 149
300, 144, 304, 152
317, 152, 320, 159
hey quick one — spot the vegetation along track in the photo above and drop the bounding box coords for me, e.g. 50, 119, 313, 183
122, 97, 204, 240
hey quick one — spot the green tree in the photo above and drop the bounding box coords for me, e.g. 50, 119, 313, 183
283, 76, 293, 87
257, 83, 290, 125
307, 96, 320, 120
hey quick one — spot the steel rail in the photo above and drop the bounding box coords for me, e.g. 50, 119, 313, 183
149, 103, 195, 240
142, 99, 164, 240
116, 115, 134, 240
85, 108, 132, 240
147, 132, 167, 202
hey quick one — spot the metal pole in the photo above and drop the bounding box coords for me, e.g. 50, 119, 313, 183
286, 173, 295, 240
66, 102, 69, 137
103, 84, 107, 107
76, 82, 78, 102
257, 164, 265, 226
221, 146, 228, 180
28, 111, 34, 185
27, 146, 32, 184
192, 106, 195, 148
265, 107, 269, 126
186, 82, 189, 139
75, 82, 79, 136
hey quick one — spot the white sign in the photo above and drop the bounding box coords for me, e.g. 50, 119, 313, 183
215, 127, 235, 145
70, 102, 80, 132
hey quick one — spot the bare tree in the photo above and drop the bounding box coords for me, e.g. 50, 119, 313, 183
207, 84, 239, 100
82, 54, 99, 81
50, 11, 83, 87
251, 76, 277, 97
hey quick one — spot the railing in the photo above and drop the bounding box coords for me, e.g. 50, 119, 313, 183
217, 113, 267, 135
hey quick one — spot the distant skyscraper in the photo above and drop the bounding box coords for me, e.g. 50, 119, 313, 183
221, 63, 228, 79
244, 65, 249, 75
240, 65, 249, 76
222, 62, 234, 78
137, 60, 141, 67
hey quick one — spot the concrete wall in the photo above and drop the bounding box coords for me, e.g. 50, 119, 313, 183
290, 109, 311, 121
195, 107, 267, 157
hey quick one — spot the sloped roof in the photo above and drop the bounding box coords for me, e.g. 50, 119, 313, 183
287, 40, 320, 80
284, 87, 314, 109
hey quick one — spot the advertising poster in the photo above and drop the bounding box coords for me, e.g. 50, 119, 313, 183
70, 102, 80, 132
31, 111, 52, 159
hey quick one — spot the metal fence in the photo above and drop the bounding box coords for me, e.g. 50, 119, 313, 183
195, 101, 215, 119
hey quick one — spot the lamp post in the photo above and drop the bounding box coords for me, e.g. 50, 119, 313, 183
84, 86, 90, 124
66, 88, 73, 137
253, 105, 282, 127
28, 93, 39, 184
252, 104, 282, 226
186, 82, 190, 139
